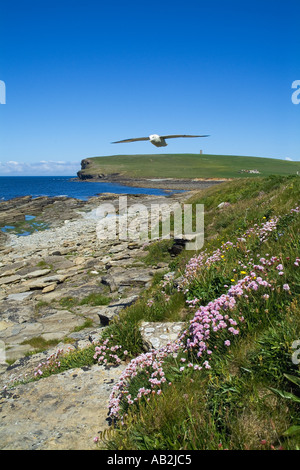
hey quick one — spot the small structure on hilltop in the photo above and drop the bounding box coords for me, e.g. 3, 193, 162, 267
238, 169, 261, 174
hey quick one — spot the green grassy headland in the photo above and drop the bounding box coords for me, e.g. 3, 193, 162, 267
78, 153, 300, 179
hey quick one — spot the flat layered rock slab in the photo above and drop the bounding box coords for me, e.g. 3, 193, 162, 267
5, 292, 34, 302
20, 274, 68, 290
0, 275, 21, 286
102, 268, 154, 292
0, 311, 91, 362
0, 363, 126, 450
140, 322, 185, 350
0, 261, 27, 277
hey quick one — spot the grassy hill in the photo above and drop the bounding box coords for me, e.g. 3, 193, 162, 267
79, 153, 300, 179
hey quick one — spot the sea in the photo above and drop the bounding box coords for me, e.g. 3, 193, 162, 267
0, 176, 172, 201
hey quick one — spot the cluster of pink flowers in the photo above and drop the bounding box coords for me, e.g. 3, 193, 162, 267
257, 217, 279, 242
108, 266, 276, 419
34, 348, 64, 377
107, 205, 299, 420
161, 271, 175, 289
179, 271, 272, 362
236, 215, 280, 244
108, 342, 180, 419
93, 336, 127, 366
181, 216, 282, 290
180, 249, 224, 291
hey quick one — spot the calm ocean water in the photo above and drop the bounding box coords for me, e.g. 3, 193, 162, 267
0, 176, 172, 201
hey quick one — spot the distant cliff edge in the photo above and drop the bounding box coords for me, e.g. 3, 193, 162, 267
77, 159, 107, 180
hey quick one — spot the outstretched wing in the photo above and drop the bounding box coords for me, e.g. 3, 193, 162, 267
161, 134, 210, 139
112, 137, 150, 144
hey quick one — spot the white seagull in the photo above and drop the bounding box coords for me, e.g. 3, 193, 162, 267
112, 133, 210, 148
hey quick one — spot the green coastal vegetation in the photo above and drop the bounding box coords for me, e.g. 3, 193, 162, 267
18, 173, 300, 450
78, 153, 300, 179
95, 174, 300, 451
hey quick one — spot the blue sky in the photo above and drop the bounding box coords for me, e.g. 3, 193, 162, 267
0, 0, 299, 175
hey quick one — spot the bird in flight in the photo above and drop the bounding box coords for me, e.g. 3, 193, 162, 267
112, 133, 210, 148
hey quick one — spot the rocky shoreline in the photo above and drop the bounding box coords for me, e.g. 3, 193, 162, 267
0, 190, 192, 360
75, 158, 227, 190
75, 173, 227, 190
0, 188, 198, 449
